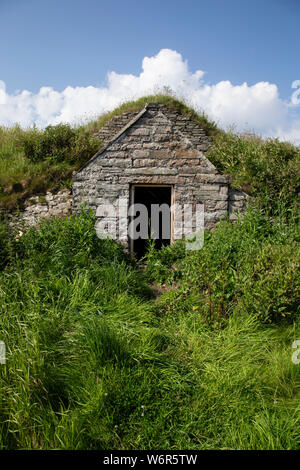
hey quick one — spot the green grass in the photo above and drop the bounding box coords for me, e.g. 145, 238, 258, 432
0, 208, 299, 450
0, 124, 99, 212
0, 94, 299, 449
145, 204, 300, 324
207, 131, 300, 209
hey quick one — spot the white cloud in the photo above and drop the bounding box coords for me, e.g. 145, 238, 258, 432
0, 80, 6, 105
0, 48, 299, 144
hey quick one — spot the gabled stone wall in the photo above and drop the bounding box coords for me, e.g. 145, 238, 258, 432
6, 104, 249, 237
73, 103, 249, 248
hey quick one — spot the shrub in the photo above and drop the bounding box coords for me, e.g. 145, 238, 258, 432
22, 124, 75, 163
12, 209, 128, 276
143, 239, 186, 284
208, 132, 300, 210
155, 205, 300, 324
238, 243, 300, 323
21, 124, 99, 165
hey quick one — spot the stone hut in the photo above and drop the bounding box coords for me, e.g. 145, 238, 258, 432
72, 103, 248, 255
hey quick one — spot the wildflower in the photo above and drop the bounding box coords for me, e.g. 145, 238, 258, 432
15, 230, 23, 240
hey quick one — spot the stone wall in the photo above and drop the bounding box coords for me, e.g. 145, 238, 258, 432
73, 103, 249, 248
8, 189, 72, 227
95, 111, 141, 145
228, 188, 251, 221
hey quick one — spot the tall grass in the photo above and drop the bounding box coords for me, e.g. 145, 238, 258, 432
0, 209, 299, 449
207, 131, 300, 209
0, 124, 99, 212
147, 204, 299, 324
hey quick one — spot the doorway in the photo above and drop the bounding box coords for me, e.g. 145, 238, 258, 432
130, 185, 173, 258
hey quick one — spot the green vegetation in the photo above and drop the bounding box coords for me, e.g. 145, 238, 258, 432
207, 132, 300, 209
0, 206, 299, 450
0, 95, 299, 449
0, 124, 99, 212
144, 205, 299, 324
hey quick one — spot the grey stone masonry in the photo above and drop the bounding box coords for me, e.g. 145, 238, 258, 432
73, 103, 249, 248
228, 188, 250, 220
8, 189, 72, 227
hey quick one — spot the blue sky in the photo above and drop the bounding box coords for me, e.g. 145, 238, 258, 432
0, 0, 300, 142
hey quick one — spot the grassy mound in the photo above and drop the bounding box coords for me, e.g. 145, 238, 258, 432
84, 94, 220, 138
0, 95, 219, 213
1, 94, 299, 213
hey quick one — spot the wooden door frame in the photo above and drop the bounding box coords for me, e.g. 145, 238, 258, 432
129, 184, 175, 255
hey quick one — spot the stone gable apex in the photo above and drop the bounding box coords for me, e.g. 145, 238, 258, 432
76, 102, 216, 174
77, 107, 148, 172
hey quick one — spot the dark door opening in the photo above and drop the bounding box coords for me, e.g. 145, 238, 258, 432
130, 185, 172, 258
